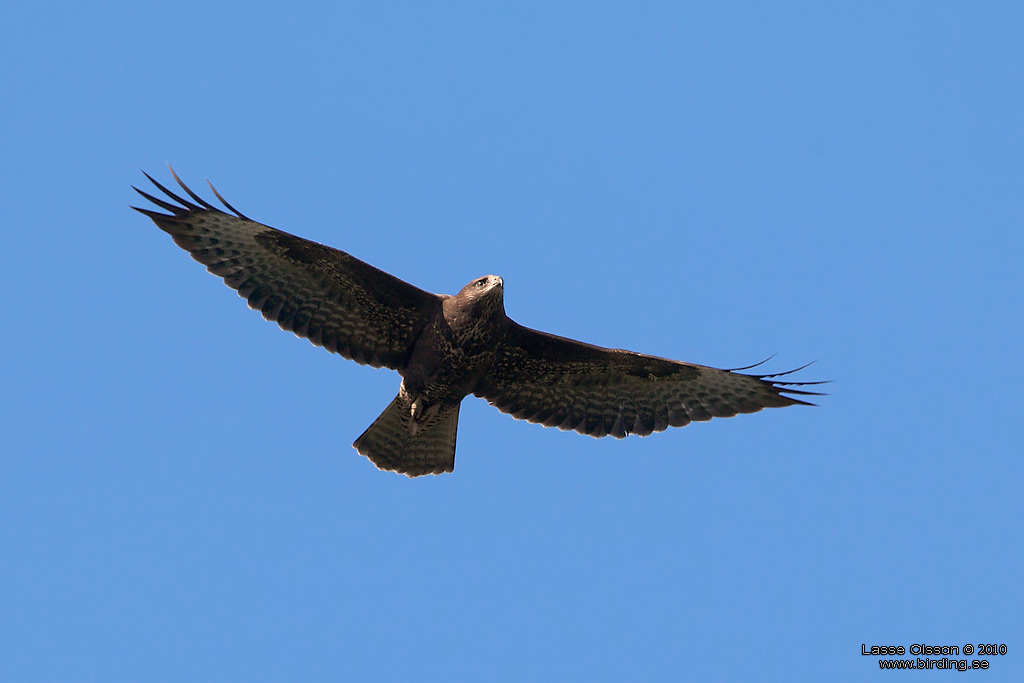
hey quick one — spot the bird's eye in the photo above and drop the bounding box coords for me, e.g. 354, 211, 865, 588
476, 278, 487, 287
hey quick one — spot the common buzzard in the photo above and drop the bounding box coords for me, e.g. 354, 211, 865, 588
134, 169, 822, 477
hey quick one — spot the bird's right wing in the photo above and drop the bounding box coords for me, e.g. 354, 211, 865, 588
133, 169, 443, 370
474, 322, 823, 438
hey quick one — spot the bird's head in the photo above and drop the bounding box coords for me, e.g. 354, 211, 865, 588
457, 274, 504, 310
446, 275, 506, 331
461, 274, 503, 298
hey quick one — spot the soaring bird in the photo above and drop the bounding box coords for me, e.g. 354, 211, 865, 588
134, 169, 822, 477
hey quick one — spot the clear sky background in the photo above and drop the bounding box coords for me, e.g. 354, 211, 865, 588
2, 2, 1021, 681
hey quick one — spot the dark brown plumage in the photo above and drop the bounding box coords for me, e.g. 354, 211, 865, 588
134, 168, 823, 477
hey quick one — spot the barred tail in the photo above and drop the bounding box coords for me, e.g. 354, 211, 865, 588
353, 394, 460, 477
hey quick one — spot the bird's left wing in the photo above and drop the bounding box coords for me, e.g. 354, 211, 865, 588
133, 170, 444, 370
473, 322, 823, 438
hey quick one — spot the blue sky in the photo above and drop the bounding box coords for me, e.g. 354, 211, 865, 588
2, 2, 1021, 680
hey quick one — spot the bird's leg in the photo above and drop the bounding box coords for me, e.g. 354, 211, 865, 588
409, 397, 440, 436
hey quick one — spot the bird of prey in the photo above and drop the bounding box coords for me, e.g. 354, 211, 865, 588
133, 169, 822, 477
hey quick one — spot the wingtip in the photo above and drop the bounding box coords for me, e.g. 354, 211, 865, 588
167, 164, 217, 210
134, 166, 251, 219
207, 177, 249, 219
733, 358, 830, 408
725, 353, 777, 372
756, 360, 817, 379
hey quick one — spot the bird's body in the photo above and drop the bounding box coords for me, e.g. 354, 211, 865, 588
405, 275, 509, 409
353, 276, 510, 474
134, 169, 822, 476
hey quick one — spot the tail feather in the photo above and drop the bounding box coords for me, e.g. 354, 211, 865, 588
353, 394, 460, 477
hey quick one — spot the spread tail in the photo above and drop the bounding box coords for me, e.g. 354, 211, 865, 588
353, 393, 460, 477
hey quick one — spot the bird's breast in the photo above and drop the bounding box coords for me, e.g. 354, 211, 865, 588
400, 315, 500, 404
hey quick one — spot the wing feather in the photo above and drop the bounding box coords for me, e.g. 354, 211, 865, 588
474, 322, 823, 438
133, 169, 443, 370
